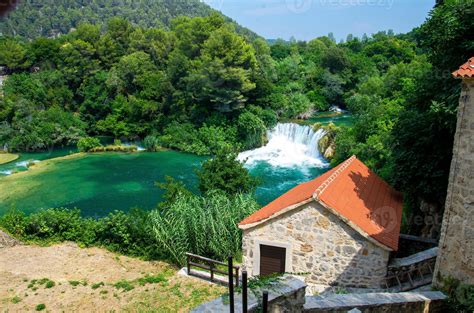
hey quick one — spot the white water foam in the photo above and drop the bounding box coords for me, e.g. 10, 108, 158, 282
238, 123, 328, 168
329, 105, 346, 113
15, 160, 40, 168
0, 170, 12, 175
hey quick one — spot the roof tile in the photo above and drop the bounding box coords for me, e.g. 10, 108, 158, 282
453, 57, 474, 78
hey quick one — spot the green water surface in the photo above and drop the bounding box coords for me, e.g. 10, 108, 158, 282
0, 112, 352, 217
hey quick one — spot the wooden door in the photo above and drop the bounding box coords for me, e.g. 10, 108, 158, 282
259, 245, 286, 276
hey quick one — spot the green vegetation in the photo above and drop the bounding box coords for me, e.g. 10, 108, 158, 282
114, 280, 135, 292
0, 0, 256, 39
91, 282, 105, 290
0, 14, 267, 153
196, 148, 260, 195
69, 280, 87, 287
27, 278, 56, 290
77, 137, 101, 152
11, 296, 21, 304
138, 274, 168, 286
150, 191, 258, 265
35, 304, 46, 311
439, 276, 474, 312
330, 1, 473, 233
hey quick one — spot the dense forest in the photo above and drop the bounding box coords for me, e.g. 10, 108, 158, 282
0, 0, 257, 39
0, 0, 472, 237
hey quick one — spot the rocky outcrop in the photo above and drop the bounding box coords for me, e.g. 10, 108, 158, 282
313, 123, 339, 160
0, 230, 22, 249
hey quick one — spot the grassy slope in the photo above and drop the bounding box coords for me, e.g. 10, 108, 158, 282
0, 242, 224, 312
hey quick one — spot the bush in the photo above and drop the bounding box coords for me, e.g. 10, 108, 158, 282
158, 123, 209, 155
441, 276, 474, 312
196, 148, 260, 195
0, 208, 96, 245
77, 137, 101, 152
237, 111, 267, 150
150, 191, 258, 265
95, 209, 159, 259
158, 122, 239, 155
143, 135, 161, 151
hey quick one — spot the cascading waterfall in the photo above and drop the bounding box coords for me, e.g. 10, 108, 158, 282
238, 123, 328, 168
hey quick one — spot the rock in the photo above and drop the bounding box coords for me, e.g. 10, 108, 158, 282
324, 144, 335, 159
314, 122, 339, 161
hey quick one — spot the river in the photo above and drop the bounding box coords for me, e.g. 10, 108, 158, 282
0, 112, 351, 217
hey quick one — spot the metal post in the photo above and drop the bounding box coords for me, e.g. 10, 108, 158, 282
262, 291, 268, 313
187, 254, 190, 275
210, 262, 214, 282
228, 256, 234, 313
242, 271, 248, 313
235, 267, 240, 287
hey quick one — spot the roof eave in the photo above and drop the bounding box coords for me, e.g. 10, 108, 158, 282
238, 198, 314, 231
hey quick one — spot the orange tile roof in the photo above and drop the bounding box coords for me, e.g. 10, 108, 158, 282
453, 57, 474, 78
239, 156, 403, 251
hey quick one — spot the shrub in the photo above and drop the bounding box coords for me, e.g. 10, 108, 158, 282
196, 148, 260, 195
237, 111, 266, 150
35, 304, 46, 311
114, 280, 134, 291
95, 208, 159, 259
0, 209, 27, 237
45, 280, 55, 288
159, 122, 209, 155
91, 282, 105, 289
77, 137, 101, 152
143, 135, 161, 152
138, 274, 167, 286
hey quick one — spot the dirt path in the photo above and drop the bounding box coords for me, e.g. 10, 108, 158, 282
0, 242, 224, 312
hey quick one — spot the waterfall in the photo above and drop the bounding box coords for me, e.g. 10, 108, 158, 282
238, 123, 328, 168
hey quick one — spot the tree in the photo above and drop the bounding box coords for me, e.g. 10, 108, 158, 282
196, 148, 259, 195
0, 38, 29, 70
191, 25, 257, 113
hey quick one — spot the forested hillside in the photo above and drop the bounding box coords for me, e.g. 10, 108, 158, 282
0, 0, 256, 39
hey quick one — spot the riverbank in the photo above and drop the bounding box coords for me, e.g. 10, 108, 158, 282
0, 153, 19, 165
0, 240, 224, 312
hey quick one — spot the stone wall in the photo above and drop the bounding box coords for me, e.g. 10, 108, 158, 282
241, 201, 390, 290
434, 78, 474, 286
304, 291, 446, 313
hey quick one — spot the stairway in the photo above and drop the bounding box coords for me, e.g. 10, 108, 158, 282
384, 247, 438, 292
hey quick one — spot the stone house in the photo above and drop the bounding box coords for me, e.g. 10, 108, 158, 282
239, 155, 403, 290
434, 57, 474, 286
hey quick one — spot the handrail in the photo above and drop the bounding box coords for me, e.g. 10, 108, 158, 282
185, 252, 240, 269
186, 252, 240, 287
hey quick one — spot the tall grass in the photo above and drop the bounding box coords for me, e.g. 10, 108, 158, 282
150, 191, 258, 266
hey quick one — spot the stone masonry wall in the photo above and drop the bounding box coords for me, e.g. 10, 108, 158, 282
241, 201, 390, 289
434, 78, 474, 286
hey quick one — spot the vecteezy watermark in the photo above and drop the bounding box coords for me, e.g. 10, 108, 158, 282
368, 206, 399, 233
285, 0, 313, 14
285, 0, 395, 14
